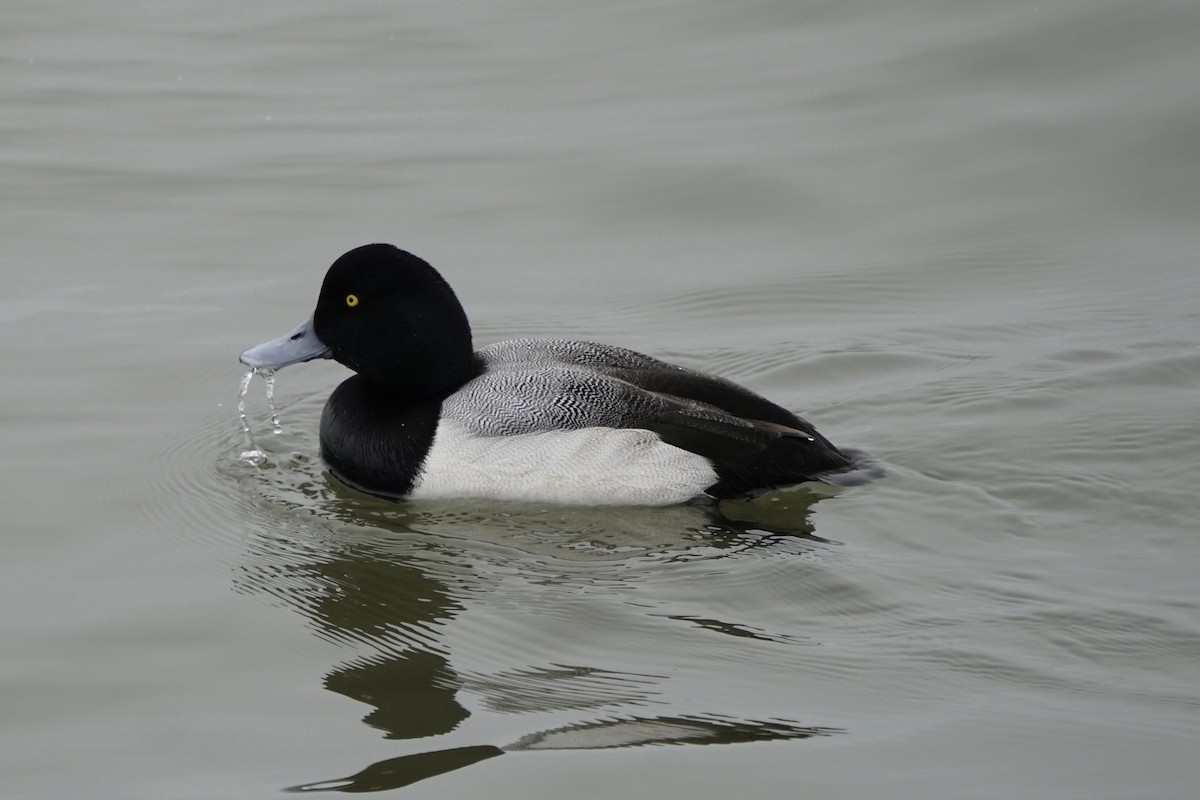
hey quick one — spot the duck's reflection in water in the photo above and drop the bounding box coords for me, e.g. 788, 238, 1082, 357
238, 484, 843, 793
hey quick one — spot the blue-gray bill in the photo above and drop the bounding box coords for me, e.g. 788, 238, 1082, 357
239, 315, 331, 370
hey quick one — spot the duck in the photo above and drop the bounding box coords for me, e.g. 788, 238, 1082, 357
240, 244, 868, 505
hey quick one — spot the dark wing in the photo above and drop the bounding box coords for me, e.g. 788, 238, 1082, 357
477, 338, 840, 437
443, 362, 783, 460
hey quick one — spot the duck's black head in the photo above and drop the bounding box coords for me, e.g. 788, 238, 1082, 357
313, 244, 473, 395
241, 244, 475, 398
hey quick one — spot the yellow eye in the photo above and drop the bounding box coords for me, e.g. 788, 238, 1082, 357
345, 294, 359, 308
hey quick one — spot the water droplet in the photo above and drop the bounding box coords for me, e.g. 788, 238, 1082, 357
239, 448, 267, 465
237, 369, 264, 464
261, 370, 284, 434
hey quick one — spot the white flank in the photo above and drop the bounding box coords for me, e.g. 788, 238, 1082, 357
409, 420, 718, 506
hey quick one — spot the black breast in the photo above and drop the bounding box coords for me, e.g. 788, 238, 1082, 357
319, 375, 443, 499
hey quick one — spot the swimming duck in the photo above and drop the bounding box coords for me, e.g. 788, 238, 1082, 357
240, 244, 863, 505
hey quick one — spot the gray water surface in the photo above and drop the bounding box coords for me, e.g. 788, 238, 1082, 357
4, 1, 1199, 798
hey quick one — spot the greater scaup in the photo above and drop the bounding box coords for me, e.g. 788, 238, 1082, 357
240, 244, 869, 505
